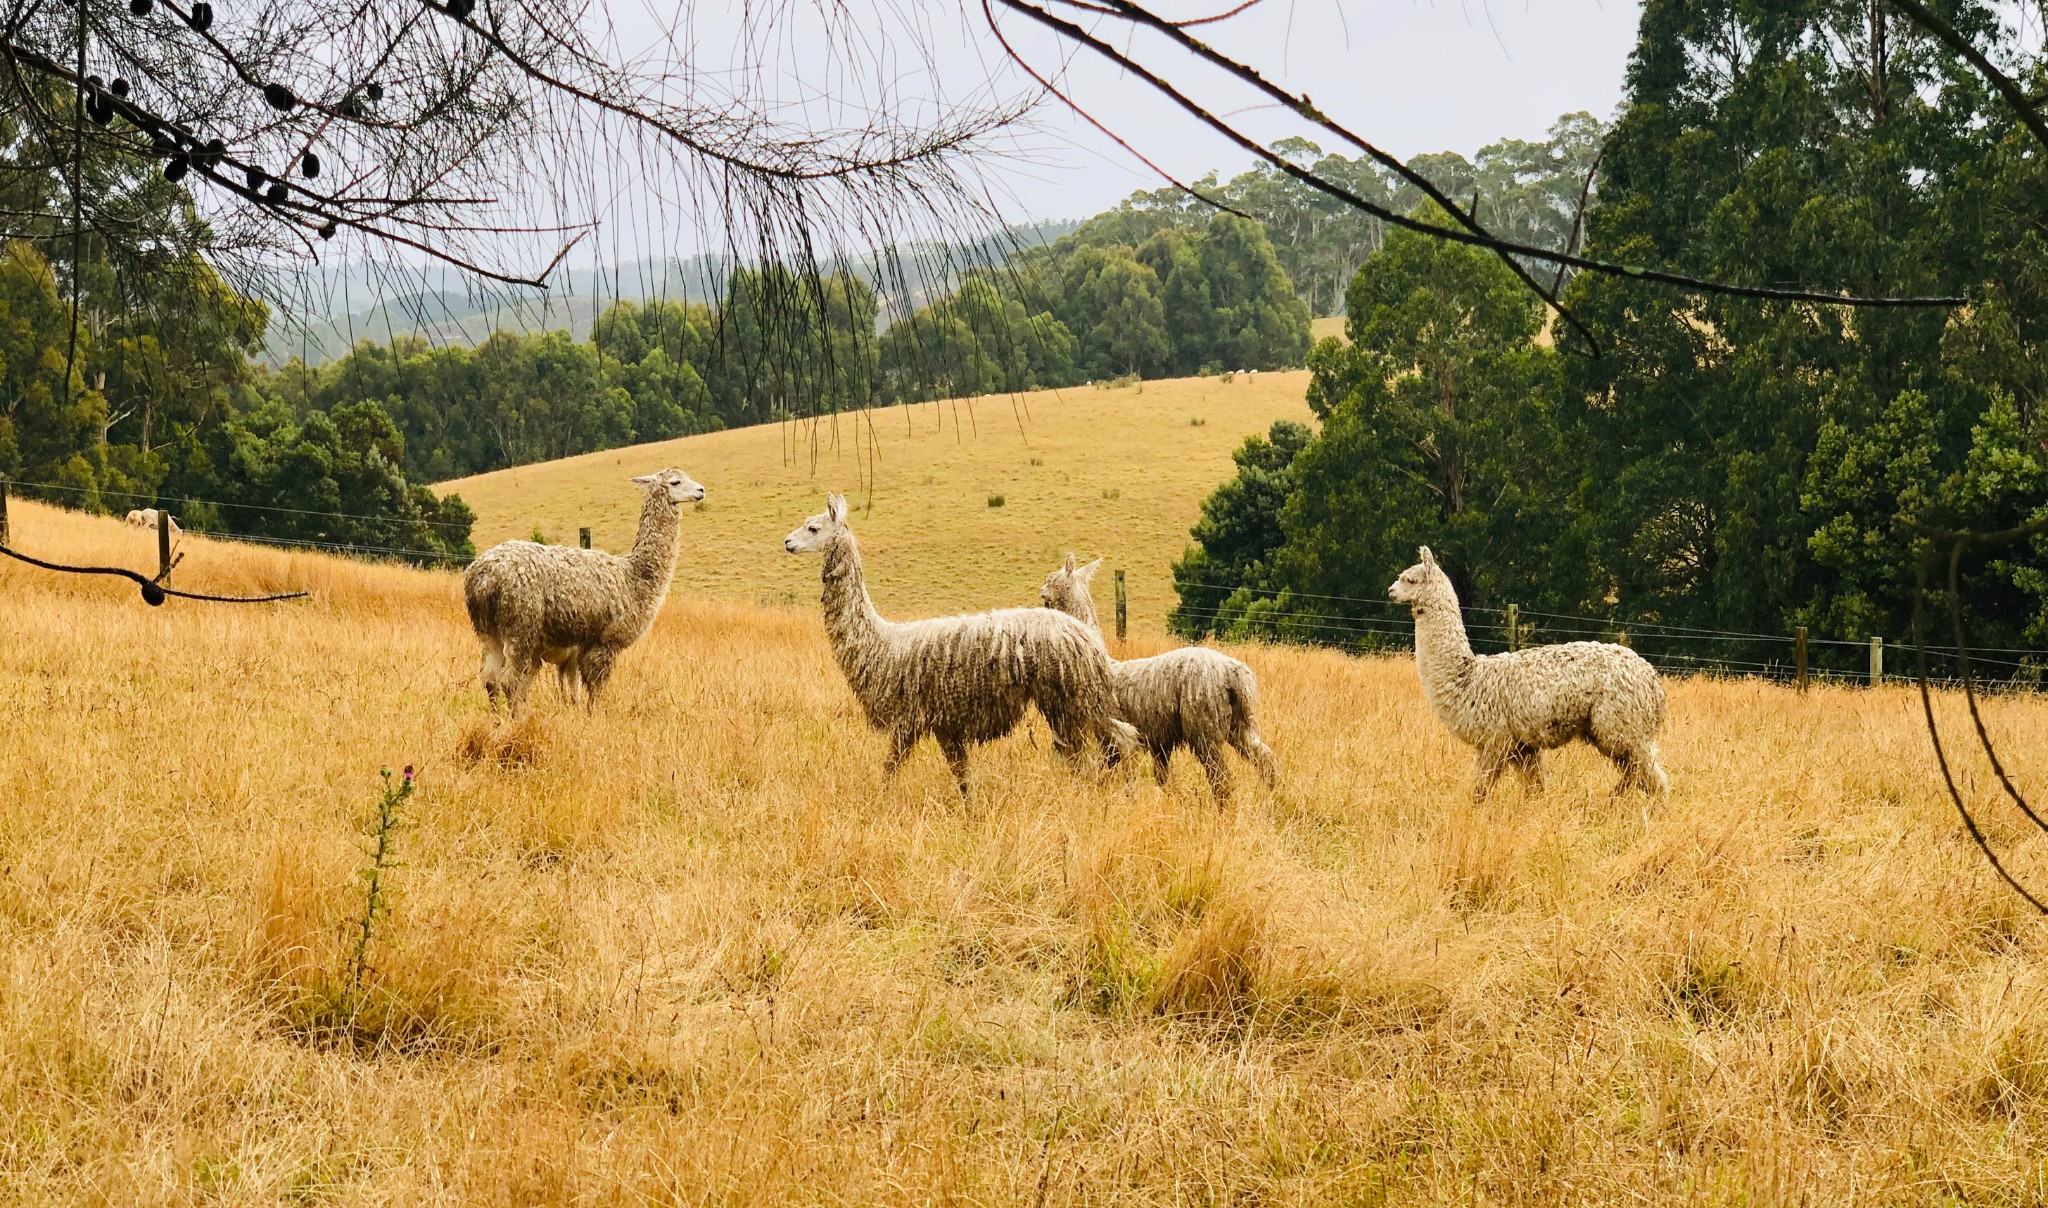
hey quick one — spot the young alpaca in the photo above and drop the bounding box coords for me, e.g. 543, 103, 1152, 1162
464, 468, 704, 715
1389, 547, 1668, 801
784, 496, 1137, 798
1040, 554, 1277, 805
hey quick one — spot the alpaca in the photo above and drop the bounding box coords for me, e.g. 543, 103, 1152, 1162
1389, 546, 1668, 801
124, 510, 148, 527
127, 508, 178, 533
464, 468, 704, 714
784, 495, 1137, 797
1040, 554, 1277, 805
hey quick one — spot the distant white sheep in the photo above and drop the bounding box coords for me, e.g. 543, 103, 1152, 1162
463, 468, 703, 714
784, 495, 1137, 798
1041, 554, 1277, 805
1389, 546, 1668, 801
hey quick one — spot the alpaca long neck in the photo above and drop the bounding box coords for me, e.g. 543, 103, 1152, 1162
821, 531, 887, 654
1067, 583, 1100, 632
624, 490, 683, 613
1412, 585, 1477, 697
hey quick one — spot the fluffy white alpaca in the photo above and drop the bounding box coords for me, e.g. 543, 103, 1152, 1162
784, 495, 1137, 798
1389, 546, 1668, 800
464, 468, 703, 714
1040, 554, 1277, 805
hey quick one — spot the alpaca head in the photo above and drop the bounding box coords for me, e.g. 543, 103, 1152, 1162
784, 494, 850, 554
1389, 546, 1454, 611
631, 468, 705, 504
1040, 553, 1102, 623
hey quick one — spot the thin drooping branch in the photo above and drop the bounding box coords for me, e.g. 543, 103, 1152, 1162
990, 0, 1965, 314
1078, 0, 1594, 349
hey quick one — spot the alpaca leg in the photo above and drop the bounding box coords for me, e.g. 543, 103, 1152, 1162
938, 737, 971, 799
555, 653, 583, 706
882, 729, 916, 779
1234, 730, 1279, 790
504, 643, 544, 717
1511, 746, 1545, 794
1193, 739, 1233, 810
1472, 745, 1511, 803
1150, 743, 1173, 786
479, 640, 508, 712
576, 647, 617, 710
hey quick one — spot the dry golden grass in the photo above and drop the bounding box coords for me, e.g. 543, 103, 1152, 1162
440, 373, 1313, 628
10, 498, 2048, 1203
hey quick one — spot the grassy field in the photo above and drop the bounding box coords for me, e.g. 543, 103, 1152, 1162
442, 373, 1313, 629
9, 499, 2048, 1202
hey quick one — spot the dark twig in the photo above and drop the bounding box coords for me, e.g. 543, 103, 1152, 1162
0, 542, 310, 603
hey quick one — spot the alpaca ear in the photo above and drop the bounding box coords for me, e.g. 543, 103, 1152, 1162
827, 494, 847, 523
1062, 553, 1077, 573
631, 472, 657, 486
1079, 558, 1102, 581
1419, 545, 1435, 566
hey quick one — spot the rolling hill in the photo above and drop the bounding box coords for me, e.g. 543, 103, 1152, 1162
442, 372, 1316, 629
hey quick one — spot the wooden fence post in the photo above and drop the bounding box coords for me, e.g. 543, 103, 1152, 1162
1869, 636, 1883, 686
1795, 626, 1809, 692
1114, 569, 1127, 641
0, 476, 9, 547
579, 527, 591, 549
157, 509, 173, 583
1506, 603, 1518, 653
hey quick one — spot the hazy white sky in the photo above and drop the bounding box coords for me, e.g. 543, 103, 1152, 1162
934, 0, 1647, 224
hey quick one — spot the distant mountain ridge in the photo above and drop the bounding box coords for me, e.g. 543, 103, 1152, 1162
261, 220, 1080, 367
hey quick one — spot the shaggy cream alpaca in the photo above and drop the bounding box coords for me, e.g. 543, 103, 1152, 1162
785, 496, 1137, 798
464, 468, 703, 714
1389, 547, 1668, 800
1040, 554, 1277, 805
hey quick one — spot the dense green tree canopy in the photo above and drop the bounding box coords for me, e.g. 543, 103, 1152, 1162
1173, 4, 2048, 676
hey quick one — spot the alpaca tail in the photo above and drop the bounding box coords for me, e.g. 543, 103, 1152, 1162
463, 561, 501, 636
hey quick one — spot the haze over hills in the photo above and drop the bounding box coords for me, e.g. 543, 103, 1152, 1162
260, 221, 1081, 367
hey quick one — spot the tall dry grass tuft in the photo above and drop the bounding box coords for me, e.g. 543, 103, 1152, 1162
13, 498, 2048, 1202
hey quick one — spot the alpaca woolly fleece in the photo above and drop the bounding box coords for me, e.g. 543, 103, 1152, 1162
1041, 553, 1277, 803
1389, 546, 1668, 800
786, 496, 1137, 797
465, 468, 703, 713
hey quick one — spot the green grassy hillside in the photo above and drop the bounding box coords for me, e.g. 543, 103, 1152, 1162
443, 372, 1314, 628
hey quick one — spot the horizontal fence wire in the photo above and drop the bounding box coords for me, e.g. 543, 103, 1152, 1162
11, 484, 2047, 684
5, 476, 478, 532
1168, 584, 2048, 687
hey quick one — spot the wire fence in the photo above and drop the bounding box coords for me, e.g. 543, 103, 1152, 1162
12, 478, 2048, 688
1170, 581, 2048, 690
5, 477, 472, 565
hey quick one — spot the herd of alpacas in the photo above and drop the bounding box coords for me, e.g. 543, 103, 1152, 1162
463, 469, 1669, 802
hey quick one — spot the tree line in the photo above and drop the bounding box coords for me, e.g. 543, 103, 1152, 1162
1173, 0, 2048, 674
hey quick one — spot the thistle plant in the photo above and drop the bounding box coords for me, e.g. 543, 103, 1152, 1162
346, 765, 412, 1010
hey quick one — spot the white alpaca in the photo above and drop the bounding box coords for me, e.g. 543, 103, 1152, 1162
124, 510, 148, 527
784, 495, 1137, 798
126, 508, 178, 533
1040, 554, 1277, 805
463, 468, 703, 714
1389, 546, 1668, 800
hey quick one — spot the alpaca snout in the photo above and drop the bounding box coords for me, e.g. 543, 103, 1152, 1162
784, 539, 797, 553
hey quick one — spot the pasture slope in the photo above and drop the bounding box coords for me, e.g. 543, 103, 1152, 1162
442, 372, 1313, 628
7, 508, 2048, 1203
